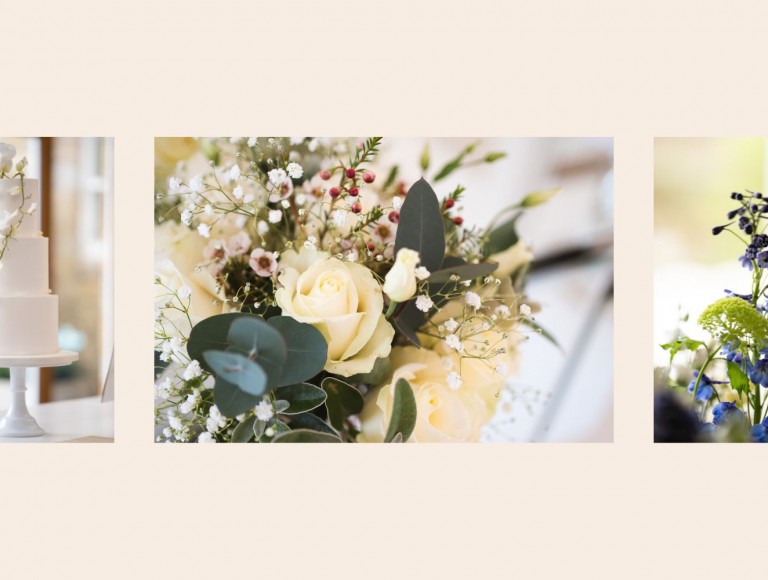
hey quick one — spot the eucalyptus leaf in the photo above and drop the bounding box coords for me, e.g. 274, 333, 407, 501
272, 429, 342, 443
227, 316, 287, 387
428, 261, 498, 283
384, 378, 417, 443
347, 357, 392, 385
187, 313, 251, 373
267, 316, 328, 387
260, 419, 290, 442
274, 383, 327, 415
519, 318, 561, 351
322, 377, 365, 431
394, 178, 445, 273
287, 412, 339, 436
484, 212, 521, 257
203, 350, 267, 396
232, 415, 256, 443
213, 377, 262, 418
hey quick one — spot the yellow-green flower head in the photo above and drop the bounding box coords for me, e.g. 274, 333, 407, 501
698, 297, 768, 347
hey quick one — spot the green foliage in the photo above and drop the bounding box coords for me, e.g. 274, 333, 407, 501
727, 361, 750, 395
287, 412, 340, 436
433, 142, 478, 182
266, 316, 328, 387
698, 297, 768, 347
231, 415, 256, 443
484, 212, 521, 257
384, 378, 417, 443
394, 178, 446, 272
272, 429, 342, 443
520, 189, 559, 208
659, 337, 707, 364
427, 260, 498, 283
187, 313, 251, 373
227, 317, 287, 386
322, 377, 365, 431
274, 383, 327, 415
213, 377, 262, 418
203, 351, 267, 396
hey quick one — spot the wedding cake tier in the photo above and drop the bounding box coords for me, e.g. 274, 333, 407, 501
0, 178, 61, 356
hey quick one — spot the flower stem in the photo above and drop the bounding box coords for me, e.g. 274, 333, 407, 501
385, 301, 398, 320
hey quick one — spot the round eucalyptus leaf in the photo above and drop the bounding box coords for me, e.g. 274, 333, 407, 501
187, 313, 252, 373
213, 377, 261, 418
203, 350, 267, 396
267, 316, 328, 387
227, 316, 287, 387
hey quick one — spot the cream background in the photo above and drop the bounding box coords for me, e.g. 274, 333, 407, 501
0, 0, 757, 578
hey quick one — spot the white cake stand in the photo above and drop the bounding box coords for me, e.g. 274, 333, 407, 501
0, 351, 79, 437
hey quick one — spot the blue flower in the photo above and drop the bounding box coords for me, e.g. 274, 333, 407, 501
721, 341, 743, 363
749, 358, 768, 386
739, 254, 754, 270
687, 372, 726, 401
712, 402, 744, 426
751, 423, 768, 442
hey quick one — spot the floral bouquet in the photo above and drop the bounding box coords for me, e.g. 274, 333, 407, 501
0, 142, 33, 268
154, 137, 556, 443
658, 189, 768, 442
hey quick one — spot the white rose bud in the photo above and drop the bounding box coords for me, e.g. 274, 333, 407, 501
383, 248, 420, 302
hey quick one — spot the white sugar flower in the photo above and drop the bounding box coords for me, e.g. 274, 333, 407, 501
286, 162, 304, 179
197, 223, 211, 238
415, 294, 433, 312
189, 175, 204, 193
444, 318, 459, 333
465, 291, 482, 309
268, 209, 282, 224
414, 266, 430, 281
333, 209, 347, 227
445, 334, 463, 352
446, 372, 462, 390
519, 303, 532, 316
255, 400, 274, 421
183, 360, 203, 381
177, 285, 192, 299
229, 164, 241, 181
197, 432, 215, 443
168, 176, 182, 193
249, 248, 278, 277
268, 168, 287, 187
247, 137, 257, 147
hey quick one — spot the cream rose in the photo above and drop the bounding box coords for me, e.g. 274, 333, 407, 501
488, 240, 533, 278
358, 346, 504, 443
382, 248, 419, 302
274, 247, 395, 376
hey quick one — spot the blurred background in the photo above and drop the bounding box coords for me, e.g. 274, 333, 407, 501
654, 138, 765, 370
378, 138, 614, 442
0, 137, 114, 405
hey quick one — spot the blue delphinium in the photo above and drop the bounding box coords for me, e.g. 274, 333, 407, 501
720, 341, 743, 364
687, 371, 727, 401
751, 421, 768, 442
712, 401, 744, 426
748, 358, 768, 387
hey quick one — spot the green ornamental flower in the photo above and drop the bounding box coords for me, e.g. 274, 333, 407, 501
698, 297, 768, 347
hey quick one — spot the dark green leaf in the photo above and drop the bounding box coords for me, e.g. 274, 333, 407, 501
272, 429, 342, 443
274, 383, 327, 415
484, 212, 521, 256
203, 350, 267, 395
347, 357, 392, 385
322, 377, 365, 431
267, 316, 328, 387
519, 318, 561, 351
260, 419, 290, 442
187, 313, 251, 373
231, 415, 256, 443
384, 378, 417, 443
727, 361, 750, 394
428, 261, 498, 283
274, 400, 290, 414
213, 377, 261, 418
394, 178, 446, 273
287, 412, 339, 436
227, 316, 287, 387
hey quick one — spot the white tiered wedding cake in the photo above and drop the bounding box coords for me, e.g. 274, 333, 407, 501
0, 177, 60, 356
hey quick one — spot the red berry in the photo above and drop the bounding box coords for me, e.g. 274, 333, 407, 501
319, 169, 332, 180
349, 186, 359, 197
363, 171, 375, 184
366, 242, 376, 251
453, 216, 464, 226
351, 201, 362, 213
388, 211, 400, 223
329, 187, 340, 198
345, 168, 356, 179
443, 198, 455, 209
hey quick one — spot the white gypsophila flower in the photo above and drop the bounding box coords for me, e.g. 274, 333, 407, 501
204, 204, 213, 216
268, 209, 282, 224
179, 392, 199, 414
232, 185, 244, 200
197, 223, 211, 238
294, 193, 306, 206
169, 176, 182, 193
255, 400, 274, 421
162, 427, 172, 438
268, 168, 287, 187
495, 362, 509, 376
265, 427, 276, 437
465, 291, 482, 310
168, 415, 183, 431
346, 249, 358, 262
414, 266, 430, 281
180, 209, 193, 226
177, 285, 192, 299
229, 164, 241, 182
247, 137, 257, 147
392, 196, 402, 210
257, 220, 269, 235
227, 231, 252, 256
280, 199, 291, 209
495, 304, 511, 319
333, 209, 347, 227
415, 294, 433, 312
183, 360, 203, 381
308, 138, 319, 152
170, 336, 184, 354
198, 432, 215, 443
446, 371, 462, 390
444, 318, 459, 333
304, 236, 317, 250
286, 162, 303, 179
519, 303, 532, 316
155, 378, 172, 400
189, 175, 204, 193
445, 334, 463, 352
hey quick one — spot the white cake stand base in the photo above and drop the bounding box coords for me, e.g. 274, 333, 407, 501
0, 351, 79, 437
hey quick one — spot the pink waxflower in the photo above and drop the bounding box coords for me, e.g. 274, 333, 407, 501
226, 232, 252, 257
249, 248, 278, 277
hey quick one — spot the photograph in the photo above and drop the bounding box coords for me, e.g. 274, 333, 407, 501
0, 138, 113, 442
154, 137, 613, 443
655, 137, 768, 442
